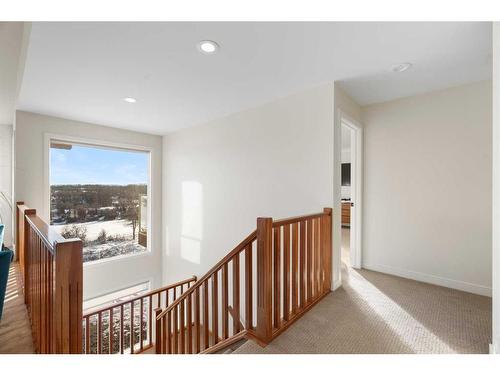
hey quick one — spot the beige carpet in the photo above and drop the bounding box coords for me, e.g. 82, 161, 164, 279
234, 230, 492, 354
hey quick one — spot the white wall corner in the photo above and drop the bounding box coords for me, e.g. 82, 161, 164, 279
332, 278, 342, 291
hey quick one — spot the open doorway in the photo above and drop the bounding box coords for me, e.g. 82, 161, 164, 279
340, 115, 363, 269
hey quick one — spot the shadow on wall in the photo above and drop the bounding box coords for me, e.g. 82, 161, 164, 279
180, 181, 203, 265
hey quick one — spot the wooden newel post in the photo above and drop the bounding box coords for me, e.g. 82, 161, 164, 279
53, 239, 83, 353
15, 201, 24, 263
23, 208, 36, 307
155, 308, 162, 354
256, 217, 273, 344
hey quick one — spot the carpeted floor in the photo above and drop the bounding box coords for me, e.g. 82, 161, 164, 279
234, 229, 492, 354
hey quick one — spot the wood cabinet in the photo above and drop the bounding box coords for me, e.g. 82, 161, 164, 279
341, 202, 351, 227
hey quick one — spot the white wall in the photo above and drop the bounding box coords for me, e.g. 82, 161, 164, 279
492, 22, 500, 353
0, 124, 13, 246
14, 111, 163, 300
362, 81, 492, 296
163, 84, 335, 284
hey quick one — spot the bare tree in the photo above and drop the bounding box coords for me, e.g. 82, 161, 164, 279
125, 206, 139, 240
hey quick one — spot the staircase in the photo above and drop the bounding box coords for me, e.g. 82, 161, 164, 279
16, 203, 332, 354
154, 208, 333, 354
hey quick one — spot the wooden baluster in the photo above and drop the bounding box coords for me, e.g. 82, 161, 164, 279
179, 299, 185, 353
195, 288, 201, 353
273, 226, 281, 329
36, 235, 39, 350
212, 273, 219, 345
166, 311, 172, 353
45, 245, 49, 353
33, 234, 38, 351
149, 295, 153, 346
187, 292, 192, 354
23, 210, 34, 309
40, 243, 45, 353
232, 255, 240, 334
120, 306, 124, 354
48, 251, 53, 353
299, 221, 306, 308
160, 314, 169, 354
292, 222, 299, 315
283, 224, 290, 322
110, 309, 114, 354
130, 301, 135, 354
245, 243, 253, 331
311, 219, 316, 299
140, 298, 144, 352
222, 264, 229, 340
172, 305, 178, 354
38, 238, 41, 351
256, 217, 273, 344
203, 280, 209, 350
315, 218, 321, 296
306, 219, 313, 303
98, 312, 102, 354
154, 309, 162, 354
85, 317, 90, 354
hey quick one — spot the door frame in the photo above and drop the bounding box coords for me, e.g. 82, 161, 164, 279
339, 111, 363, 269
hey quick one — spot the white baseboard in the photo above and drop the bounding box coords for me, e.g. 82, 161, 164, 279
490, 343, 497, 354
362, 263, 492, 297
331, 278, 342, 291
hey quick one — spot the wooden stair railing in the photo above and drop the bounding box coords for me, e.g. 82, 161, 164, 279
82, 276, 196, 354
16, 202, 83, 354
154, 208, 333, 354
15, 202, 332, 355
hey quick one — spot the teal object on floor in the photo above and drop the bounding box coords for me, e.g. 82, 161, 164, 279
0, 224, 14, 320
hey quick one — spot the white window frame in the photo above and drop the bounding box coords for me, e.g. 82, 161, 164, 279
44, 133, 153, 267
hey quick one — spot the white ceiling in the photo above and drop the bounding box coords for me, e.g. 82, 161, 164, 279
18, 22, 491, 135
0, 22, 23, 124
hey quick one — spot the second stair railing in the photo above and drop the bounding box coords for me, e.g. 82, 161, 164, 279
155, 208, 332, 354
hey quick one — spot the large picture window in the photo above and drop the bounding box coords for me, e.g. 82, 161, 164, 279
49, 139, 150, 263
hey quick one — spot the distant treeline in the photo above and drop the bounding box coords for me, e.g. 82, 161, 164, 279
50, 184, 146, 223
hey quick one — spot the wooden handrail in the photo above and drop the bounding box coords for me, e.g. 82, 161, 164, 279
82, 276, 196, 354
16, 202, 83, 354
272, 211, 326, 227
15, 202, 332, 355
154, 208, 333, 354
156, 230, 257, 320
83, 276, 197, 317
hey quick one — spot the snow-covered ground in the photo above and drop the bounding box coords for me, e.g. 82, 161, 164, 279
52, 219, 134, 241
82, 239, 145, 262
52, 219, 145, 262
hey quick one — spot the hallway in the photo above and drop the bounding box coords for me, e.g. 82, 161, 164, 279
234, 262, 491, 354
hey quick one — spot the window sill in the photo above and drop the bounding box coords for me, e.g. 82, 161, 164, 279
83, 249, 152, 269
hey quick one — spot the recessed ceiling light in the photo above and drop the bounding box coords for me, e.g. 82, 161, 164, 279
197, 40, 219, 55
123, 97, 137, 103
391, 63, 412, 73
